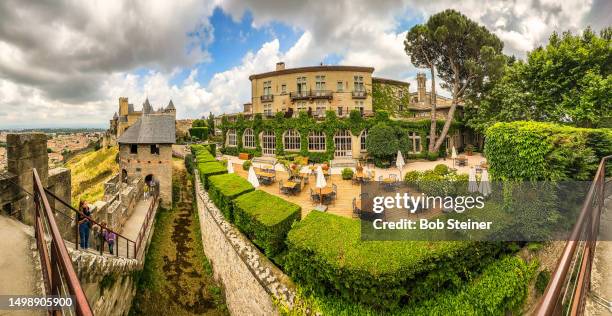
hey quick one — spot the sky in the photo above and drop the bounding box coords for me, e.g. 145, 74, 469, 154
0, 0, 609, 129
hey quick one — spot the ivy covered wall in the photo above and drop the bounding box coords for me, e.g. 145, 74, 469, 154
372, 81, 412, 118
220, 110, 459, 163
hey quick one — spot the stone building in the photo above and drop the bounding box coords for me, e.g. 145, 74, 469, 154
219, 63, 473, 161
109, 97, 176, 138
117, 110, 176, 207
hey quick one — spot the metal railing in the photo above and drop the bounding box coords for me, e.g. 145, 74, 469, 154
260, 94, 274, 102
135, 191, 159, 259
289, 90, 333, 100
44, 188, 138, 259
536, 155, 612, 315
33, 169, 93, 316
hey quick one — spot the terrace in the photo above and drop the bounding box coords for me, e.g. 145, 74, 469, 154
223, 153, 486, 219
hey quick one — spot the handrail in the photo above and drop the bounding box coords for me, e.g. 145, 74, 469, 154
44, 188, 136, 259
536, 155, 611, 315
135, 191, 159, 258
33, 168, 93, 316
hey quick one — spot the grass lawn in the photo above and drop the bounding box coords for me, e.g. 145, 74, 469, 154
64, 146, 119, 207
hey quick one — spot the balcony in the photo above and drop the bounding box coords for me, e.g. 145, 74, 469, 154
352, 90, 367, 99
260, 94, 274, 102
290, 90, 333, 101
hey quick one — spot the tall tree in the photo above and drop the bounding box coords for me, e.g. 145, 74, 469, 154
404, 25, 439, 152
420, 10, 506, 151
207, 112, 215, 135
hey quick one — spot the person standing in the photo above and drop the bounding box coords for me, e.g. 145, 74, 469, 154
102, 222, 116, 255
77, 201, 91, 249
143, 182, 149, 200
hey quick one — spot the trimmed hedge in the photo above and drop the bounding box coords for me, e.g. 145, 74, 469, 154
306, 256, 536, 315
207, 174, 254, 222
189, 126, 209, 140
191, 145, 216, 163
233, 190, 301, 256
485, 121, 612, 180
197, 162, 227, 189
284, 211, 506, 309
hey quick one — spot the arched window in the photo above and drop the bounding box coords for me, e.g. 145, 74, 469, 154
283, 129, 301, 151
227, 129, 237, 147
360, 130, 368, 151
243, 128, 255, 148
262, 130, 275, 156
334, 130, 352, 157
308, 131, 326, 151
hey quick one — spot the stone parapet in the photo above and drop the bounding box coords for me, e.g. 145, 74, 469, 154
194, 169, 295, 316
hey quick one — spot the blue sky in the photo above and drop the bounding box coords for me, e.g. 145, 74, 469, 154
0, 0, 604, 128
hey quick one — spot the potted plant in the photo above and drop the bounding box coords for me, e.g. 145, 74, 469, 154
341, 168, 354, 180
465, 144, 474, 156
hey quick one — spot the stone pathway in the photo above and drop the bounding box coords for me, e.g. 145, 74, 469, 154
0, 215, 43, 316
121, 198, 152, 241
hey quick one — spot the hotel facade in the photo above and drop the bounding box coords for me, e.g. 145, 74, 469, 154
219, 62, 479, 161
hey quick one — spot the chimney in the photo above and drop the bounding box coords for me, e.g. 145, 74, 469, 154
416, 73, 426, 103
276, 62, 285, 71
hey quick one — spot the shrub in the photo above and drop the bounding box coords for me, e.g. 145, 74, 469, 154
189, 127, 209, 140
208, 174, 254, 222
284, 212, 506, 309
535, 269, 551, 294
403, 170, 422, 184
341, 168, 354, 180
366, 123, 398, 162
242, 160, 252, 171
233, 190, 301, 256
406, 256, 537, 315
184, 154, 194, 174
426, 151, 438, 161
191, 145, 216, 163
485, 121, 611, 180
197, 162, 227, 189
433, 164, 449, 176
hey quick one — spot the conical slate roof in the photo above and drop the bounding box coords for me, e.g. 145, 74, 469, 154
166, 100, 175, 110
143, 98, 153, 114
113, 112, 118, 119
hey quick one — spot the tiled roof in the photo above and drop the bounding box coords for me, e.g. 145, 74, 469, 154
117, 114, 176, 144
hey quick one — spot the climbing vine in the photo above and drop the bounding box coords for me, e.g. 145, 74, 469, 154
220, 110, 458, 163
372, 82, 412, 118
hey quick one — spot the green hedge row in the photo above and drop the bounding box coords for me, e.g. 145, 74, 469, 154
485, 121, 612, 180
233, 190, 301, 256
207, 174, 254, 222
191, 145, 216, 163
284, 211, 506, 309
189, 126, 209, 140
307, 255, 536, 315
197, 162, 226, 189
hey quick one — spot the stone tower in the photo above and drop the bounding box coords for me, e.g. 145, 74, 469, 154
417, 73, 426, 103
119, 97, 129, 116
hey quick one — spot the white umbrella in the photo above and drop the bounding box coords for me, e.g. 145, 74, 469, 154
478, 169, 491, 196
247, 166, 259, 188
451, 146, 457, 166
396, 150, 405, 177
227, 160, 234, 174
468, 168, 478, 193
315, 166, 327, 207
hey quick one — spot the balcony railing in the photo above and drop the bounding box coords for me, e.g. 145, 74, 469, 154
290, 90, 333, 101
536, 156, 611, 315
260, 94, 274, 102
352, 90, 367, 99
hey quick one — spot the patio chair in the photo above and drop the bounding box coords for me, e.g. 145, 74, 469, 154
279, 180, 289, 195
310, 188, 320, 204
331, 184, 338, 203
352, 197, 361, 218
390, 174, 398, 182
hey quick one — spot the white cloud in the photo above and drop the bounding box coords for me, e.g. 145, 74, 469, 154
0, 0, 606, 128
